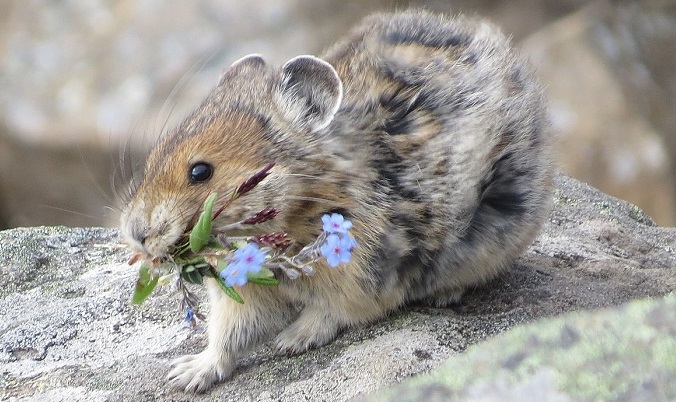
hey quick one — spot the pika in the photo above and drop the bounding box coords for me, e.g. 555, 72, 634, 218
121, 10, 553, 393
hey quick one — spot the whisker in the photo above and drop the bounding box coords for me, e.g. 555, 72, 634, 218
276, 171, 371, 183
111, 129, 144, 205
76, 145, 121, 213
103, 205, 118, 215
113, 123, 145, 205
157, 52, 218, 139
118, 134, 133, 200
36, 205, 99, 220
284, 195, 335, 205
276, 173, 321, 179
158, 99, 180, 140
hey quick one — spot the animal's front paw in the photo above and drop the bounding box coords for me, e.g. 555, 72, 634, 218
274, 314, 340, 355
166, 351, 234, 393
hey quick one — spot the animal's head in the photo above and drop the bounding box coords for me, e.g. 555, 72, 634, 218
121, 54, 344, 258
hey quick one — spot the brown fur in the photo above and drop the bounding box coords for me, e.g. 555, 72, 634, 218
121, 10, 554, 393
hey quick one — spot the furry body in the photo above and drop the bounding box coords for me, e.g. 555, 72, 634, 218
121, 10, 553, 392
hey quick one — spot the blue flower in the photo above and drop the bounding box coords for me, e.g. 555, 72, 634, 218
220, 243, 267, 287
184, 307, 198, 329
320, 233, 354, 268
184, 307, 195, 323
322, 213, 352, 234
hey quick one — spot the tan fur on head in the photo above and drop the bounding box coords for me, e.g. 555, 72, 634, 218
122, 112, 277, 258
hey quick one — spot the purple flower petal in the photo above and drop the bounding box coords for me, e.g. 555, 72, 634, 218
320, 233, 353, 268
322, 213, 353, 234
220, 243, 268, 287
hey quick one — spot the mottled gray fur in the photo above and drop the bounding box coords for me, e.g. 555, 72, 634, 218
121, 10, 554, 393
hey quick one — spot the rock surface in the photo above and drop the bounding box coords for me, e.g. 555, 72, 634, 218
360, 294, 676, 402
1, 174, 675, 401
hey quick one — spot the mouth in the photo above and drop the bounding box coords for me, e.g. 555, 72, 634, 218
127, 251, 159, 266
126, 239, 182, 267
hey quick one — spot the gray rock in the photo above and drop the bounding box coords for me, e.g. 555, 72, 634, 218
359, 294, 676, 402
1, 174, 674, 401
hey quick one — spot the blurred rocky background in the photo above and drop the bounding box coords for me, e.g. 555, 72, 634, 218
0, 0, 674, 228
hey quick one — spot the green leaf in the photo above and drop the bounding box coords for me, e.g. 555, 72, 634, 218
246, 268, 279, 286
210, 266, 244, 304
181, 267, 204, 285
131, 264, 159, 305
230, 240, 248, 250
248, 267, 275, 279
217, 276, 245, 304
244, 268, 276, 285
198, 264, 213, 277
189, 192, 217, 252
248, 277, 280, 286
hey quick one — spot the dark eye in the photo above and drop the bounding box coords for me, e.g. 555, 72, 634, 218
189, 162, 213, 184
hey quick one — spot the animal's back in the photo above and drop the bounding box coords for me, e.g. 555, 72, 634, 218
316, 10, 553, 303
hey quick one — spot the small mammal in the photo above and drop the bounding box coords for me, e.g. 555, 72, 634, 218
121, 10, 553, 393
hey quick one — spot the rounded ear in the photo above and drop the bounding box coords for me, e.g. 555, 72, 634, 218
218, 54, 267, 86
276, 55, 343, 132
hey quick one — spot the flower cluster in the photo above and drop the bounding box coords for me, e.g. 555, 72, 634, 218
220, 243, 267, 287
320, 213, 356, 268
129, 163, 357, 326
218, 213, 356, 288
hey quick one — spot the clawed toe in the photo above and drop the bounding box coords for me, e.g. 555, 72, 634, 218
166, 351, 234, 393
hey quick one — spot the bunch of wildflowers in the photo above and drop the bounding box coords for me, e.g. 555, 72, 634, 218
129, 163, 356, 327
